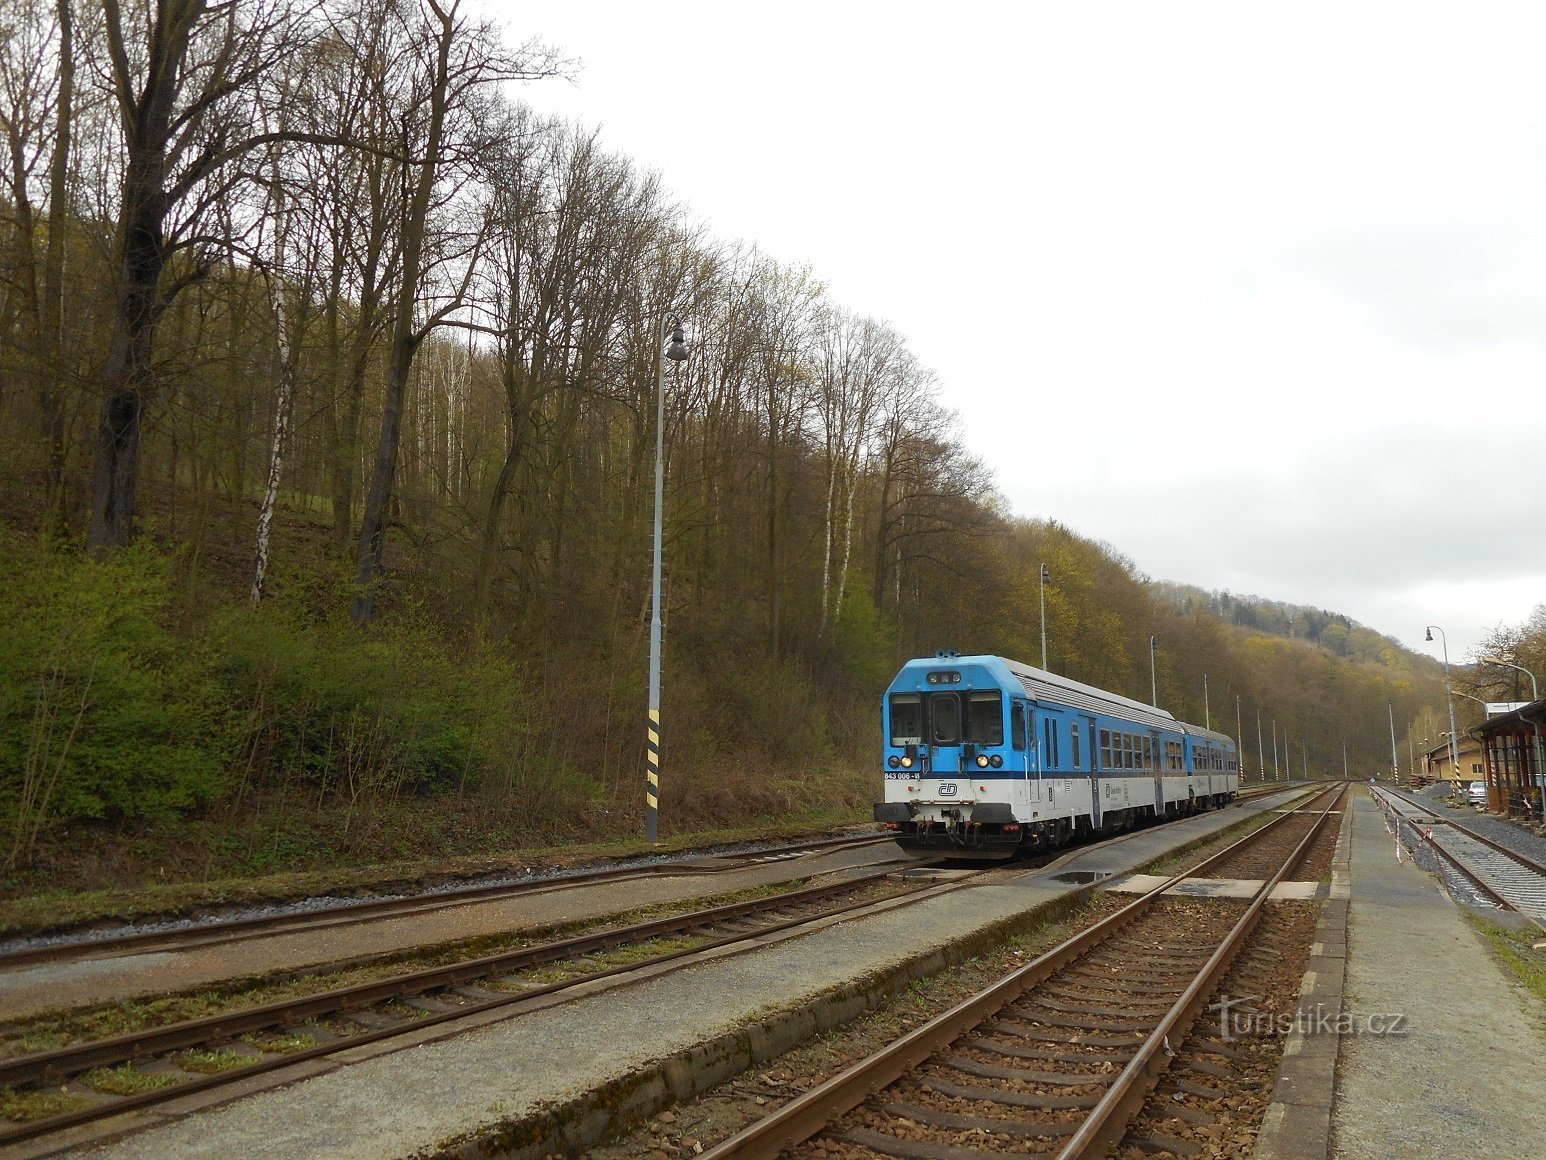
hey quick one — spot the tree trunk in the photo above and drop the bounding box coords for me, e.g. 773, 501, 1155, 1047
87, 0, 201, 555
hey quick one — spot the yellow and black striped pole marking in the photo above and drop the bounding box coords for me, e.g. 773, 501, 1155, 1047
646, 708, 660, 843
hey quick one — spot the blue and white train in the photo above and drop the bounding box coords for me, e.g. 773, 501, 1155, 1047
874, 653, 1238, 858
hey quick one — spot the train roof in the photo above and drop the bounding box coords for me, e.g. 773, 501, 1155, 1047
899, 654, 1234, 746
995, 656, 1178, 731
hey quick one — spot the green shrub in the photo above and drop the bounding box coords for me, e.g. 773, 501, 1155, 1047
0, 536, 228, 867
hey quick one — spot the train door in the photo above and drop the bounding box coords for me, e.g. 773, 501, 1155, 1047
928, 692, 963, 776
1085, 716, 1100, 829
1012, 700, 1037, 801
1151, 730, 1164, 817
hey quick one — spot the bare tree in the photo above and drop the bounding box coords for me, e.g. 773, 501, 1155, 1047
349, 0, 562, 623
814, 308, 897, 640
0, 0, 82, 524
85, 0, 321, 554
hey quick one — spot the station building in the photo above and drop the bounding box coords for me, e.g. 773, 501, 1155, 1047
1473, 699, 1546, 819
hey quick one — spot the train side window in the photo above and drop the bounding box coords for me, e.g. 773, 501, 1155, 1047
889, 695, 923, 746
931, 694, 961, 744
1070, 722, 1081, 769
1100, 728, 1111, 767
1011, 702, 1026, 751
1143, 737, 1153, 769
967, 692, 1003, 745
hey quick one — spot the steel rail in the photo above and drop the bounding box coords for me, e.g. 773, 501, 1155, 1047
0, 834, 896, 969
1372, 788, 1546, 929
1377, 787, 1546, 876
0, 867, 926, 1149
1056, 785, 1342, 1156
697, 784, 1343, 1159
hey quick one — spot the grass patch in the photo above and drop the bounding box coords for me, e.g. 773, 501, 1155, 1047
79, 1064, 179, 1096
170, 1048, 255, 1074
1465, 912, 1546, 1007
0, 1086, 97, 1122
240, 1030, 318, 1054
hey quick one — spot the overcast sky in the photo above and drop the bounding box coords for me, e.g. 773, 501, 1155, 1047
504, 0, 1546, 665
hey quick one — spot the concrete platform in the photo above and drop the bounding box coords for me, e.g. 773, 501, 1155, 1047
1256, 790, 1546, 1159
1111, 873, 1325, 900
64, 792, 1306, 1159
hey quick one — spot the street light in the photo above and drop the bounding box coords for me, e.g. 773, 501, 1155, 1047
646, 318, 689, 844
1424, 626, 1462, 784
1235, 694, 1244, 780
1480, 656, 1542, 816
1481, 656, 1539, 701
1256, 707, 1265, 785
1039, 563, 1051, 670
1149, 635, 1158, 706
1387, 701, 1399, 781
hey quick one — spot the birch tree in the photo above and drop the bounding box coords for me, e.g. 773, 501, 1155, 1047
814, 308, 898, 640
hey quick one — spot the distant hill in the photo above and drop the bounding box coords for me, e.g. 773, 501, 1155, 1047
1149, 581, 1425, 671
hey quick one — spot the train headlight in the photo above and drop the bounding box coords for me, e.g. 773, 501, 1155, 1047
900, 756, 914, 769
976, 754, 990, 768
888, 756, 900, 769
989, 754, 1003, 768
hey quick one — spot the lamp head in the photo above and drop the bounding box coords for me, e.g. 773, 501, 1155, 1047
1425, 628, 1434, 642
666, 323, 688, 363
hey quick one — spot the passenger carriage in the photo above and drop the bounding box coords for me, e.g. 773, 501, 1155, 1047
874, 653, 1238, 858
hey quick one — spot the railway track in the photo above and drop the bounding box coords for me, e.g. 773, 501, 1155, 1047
0, 833, 898, 968
1371, 787, 1546, 929
696, 784, 1344, 1158
0, 795, 1319, 1153
0, 865, 962, 1151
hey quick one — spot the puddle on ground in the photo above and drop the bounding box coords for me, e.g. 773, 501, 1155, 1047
1050, 871, 1113, 884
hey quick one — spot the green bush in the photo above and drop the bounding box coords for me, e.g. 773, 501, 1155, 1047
215, 600, 502, 803
0, 536, 228, 866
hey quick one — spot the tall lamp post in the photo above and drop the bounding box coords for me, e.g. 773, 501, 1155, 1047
1235, 695, 1244, 780
1039, 563, 1051, 670
1424, 626, 1461, 786
1256, 707, 1265, 785
1387, 701, 1399, 782
646, 319, 689, 843
1149, 635, 1158, 706
1480, 656, 1542, 816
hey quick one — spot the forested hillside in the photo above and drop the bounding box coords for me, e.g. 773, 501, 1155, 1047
0, 0, 1468, 891
1150, 583, 1415, 664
